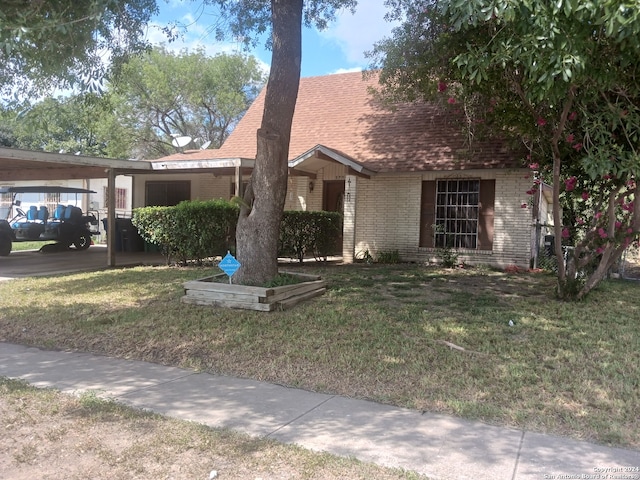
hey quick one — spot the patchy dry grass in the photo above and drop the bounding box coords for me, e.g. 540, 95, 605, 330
1, 377, 425, 480
0, 263, 638, 450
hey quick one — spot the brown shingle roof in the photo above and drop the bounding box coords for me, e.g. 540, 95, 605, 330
155, 71, 522, 173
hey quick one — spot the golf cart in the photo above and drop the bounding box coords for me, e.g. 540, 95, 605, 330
0, 186, 99, 256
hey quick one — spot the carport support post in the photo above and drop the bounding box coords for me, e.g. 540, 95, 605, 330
343, 174, 357, 263
235, 165, 243, 197
107, 168, 116, 267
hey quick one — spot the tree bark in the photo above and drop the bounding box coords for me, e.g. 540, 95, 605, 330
234, 0, 302, 285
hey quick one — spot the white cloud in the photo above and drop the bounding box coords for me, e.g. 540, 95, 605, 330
320, 1, 398, 65
331, 67, 363, 75
145, 20, 270, 75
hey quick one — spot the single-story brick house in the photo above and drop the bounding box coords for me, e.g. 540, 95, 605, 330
133, 71, 549, 268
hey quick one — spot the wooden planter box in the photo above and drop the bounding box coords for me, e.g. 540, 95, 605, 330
181, 271, 326, 311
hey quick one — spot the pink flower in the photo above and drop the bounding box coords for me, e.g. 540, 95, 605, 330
534, 179, 541, 185
564, 176, 577, 191
598, 227, 608, 239
448, 97, 456, 104
596, 247, 605, 254
615, 221, 622, 229
438, 81, 448, 92
576, 217, 585, 225
595, 211, 603, 219
604, 174, 613, 180
572, 143, 583, 151
627, 228, 634, 234
521, 203, 528, 208
566, 134, 575, 143
526, 188, 537, 195
568, 111, 578, 121
528, 162, 539, 170
562, 227, 570, 239
581, 191, 589, 201
536, 117, 547, 126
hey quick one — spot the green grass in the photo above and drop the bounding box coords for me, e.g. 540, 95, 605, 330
8, 241, 53, 251
1, 377, 425, 479
0, 263, 638, 450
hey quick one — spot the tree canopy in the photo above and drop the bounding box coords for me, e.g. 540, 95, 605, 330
112, 47, 265, 159
1, 93, 117, 156
1, 48, 264, 160
0, 0, 157, 98
370, 0, 640, 298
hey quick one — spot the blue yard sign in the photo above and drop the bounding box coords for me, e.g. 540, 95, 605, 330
219, 251, 241, 283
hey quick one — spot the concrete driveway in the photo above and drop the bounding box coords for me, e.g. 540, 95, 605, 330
0, 245, 165, 281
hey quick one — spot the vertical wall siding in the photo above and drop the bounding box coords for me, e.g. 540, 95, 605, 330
353, 169, 533, 268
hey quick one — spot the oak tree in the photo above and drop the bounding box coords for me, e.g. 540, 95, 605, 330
209, 0, 356, 284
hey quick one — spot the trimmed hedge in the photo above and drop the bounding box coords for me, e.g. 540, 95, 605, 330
132, 200, 239, 265
132, 201, 342, 264
279, 210, 342, 262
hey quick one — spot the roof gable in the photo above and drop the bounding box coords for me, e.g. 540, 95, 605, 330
156, 71, 521, 172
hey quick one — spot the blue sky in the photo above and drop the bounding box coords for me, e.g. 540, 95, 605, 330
148, 1, 399, 78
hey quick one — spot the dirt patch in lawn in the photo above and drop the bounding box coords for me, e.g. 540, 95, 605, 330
0, 378, 424, 480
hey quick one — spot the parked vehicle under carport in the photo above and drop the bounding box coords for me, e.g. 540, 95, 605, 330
0, 186, 99, 256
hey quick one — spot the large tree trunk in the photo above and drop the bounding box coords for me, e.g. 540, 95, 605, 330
234, 0, 302, 285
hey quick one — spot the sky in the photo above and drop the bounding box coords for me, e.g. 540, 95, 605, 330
147, 1, 400, 78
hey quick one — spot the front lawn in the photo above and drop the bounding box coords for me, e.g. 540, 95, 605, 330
0, 263, 638, 449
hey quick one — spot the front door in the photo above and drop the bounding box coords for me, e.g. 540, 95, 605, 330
323, 180, 344, 255
323, 180, 345, 213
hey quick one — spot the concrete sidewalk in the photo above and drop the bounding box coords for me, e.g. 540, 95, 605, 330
1, 342, 638, 479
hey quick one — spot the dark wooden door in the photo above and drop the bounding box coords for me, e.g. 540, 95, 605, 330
323, 180, 345, 212
322, 180, 345, 255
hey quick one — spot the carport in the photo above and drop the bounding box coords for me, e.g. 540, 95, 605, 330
0, 146, 253, 267
0, 146, 155, 266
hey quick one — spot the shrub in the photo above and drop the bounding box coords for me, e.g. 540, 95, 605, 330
376, 249, 402, 264
132, 200, 239, 265
133, 204, 341, 265
437, 244, 459, 268
279, 211, 342, 262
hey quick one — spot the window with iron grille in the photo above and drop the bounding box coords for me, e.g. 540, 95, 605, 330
434, 179, 480, 249
104, 187, 128, 210
46, 192, 61, 213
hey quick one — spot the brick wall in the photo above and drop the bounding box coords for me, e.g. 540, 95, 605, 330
352, 169, 534, 268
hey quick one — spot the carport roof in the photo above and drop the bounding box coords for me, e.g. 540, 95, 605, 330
0, 147, 152, 181
0, 147, 255, 182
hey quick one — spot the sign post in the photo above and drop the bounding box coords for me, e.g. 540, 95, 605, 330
218, 251, 241, 284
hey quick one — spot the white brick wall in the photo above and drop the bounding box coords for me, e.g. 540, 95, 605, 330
351, 169, 534, 268
131, 165, 535, 269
